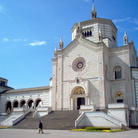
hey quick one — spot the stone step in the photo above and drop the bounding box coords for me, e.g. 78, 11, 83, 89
11, 110, 79, 130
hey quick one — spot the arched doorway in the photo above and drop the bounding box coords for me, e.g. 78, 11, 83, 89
27, 99, 34, 108
71, 86, 86, 110
35, 99, 42, 108
13, 100, 19, 108
6, 101, 12, 113
20, 100, 26, 107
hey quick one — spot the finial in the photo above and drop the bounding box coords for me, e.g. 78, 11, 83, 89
54, 47, 57, 52
59, 38, 62, 43
92, 0, 95, 11
91, 0, 97, 19
78, 22, 81, 28
124, 31, 127, 37
77, 22, 82, 31
75, 22, 82, 38
123, 31, 128, 45
54, 47, 57, 57
59, 38, 64, 50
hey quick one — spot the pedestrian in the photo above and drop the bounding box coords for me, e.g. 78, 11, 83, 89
38, 120, 44, 134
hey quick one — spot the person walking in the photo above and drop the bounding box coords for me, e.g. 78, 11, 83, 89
38, 120, 44, 134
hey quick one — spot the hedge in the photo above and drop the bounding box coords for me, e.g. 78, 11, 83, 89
85, 127, 111, 130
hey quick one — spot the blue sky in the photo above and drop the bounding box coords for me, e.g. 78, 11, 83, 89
0, 0, 138, 89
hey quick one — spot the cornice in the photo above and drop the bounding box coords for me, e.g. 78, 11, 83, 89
0, 77, 8, 81
61, 37, 104, 57
109, 45, 130, 56
6, 86, 50, 93
52, 57, 58, 62
72, 18, 117, 32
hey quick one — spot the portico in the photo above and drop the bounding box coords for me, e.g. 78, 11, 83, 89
70, 86, 90, 110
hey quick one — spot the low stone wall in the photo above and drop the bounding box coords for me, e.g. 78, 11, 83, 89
33, 107, 52, 117
75, 112, 122, 128
79, 105, 96, 114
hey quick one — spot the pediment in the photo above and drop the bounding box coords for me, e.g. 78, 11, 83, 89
62, 36, 103, 57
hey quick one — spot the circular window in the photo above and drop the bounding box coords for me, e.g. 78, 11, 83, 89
72, 57, 86, 72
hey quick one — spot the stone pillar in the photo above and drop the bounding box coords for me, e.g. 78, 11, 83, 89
51, 58, 58, 110
98, 50, 106, 108
56, 53, 63, 110
70, 98, 73, 110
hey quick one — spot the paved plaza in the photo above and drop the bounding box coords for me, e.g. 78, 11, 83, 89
0, 129, 138, 138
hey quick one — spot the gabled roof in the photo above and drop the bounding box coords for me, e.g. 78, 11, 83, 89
59, 36, 104, 57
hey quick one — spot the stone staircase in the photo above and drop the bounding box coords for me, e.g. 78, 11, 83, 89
11, 110, 79, 130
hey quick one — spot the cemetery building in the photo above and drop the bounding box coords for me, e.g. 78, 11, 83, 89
0, 3, 138, 128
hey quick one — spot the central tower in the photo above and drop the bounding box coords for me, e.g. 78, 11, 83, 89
71, 2, 117, 48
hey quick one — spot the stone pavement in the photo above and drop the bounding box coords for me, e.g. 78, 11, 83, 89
0, 129, 138, 138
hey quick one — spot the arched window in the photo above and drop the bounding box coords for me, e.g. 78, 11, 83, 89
82, 30, 92, 37
87, 31, 90, 36
114, 66, 122, 79
115, 91, 124, 103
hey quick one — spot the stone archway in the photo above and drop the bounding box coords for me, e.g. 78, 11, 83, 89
27, 99, 34, 108
71, 86, 86, 110
13, 100, 19, 108
35, 98, 42, 108
20, 100, 26, 107
5, 101, 12, 113
74, 87, 85, 95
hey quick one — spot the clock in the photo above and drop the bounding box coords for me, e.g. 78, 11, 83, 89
72, 57, 86, 72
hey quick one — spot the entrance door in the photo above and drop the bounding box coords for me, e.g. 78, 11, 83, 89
77, 97, 85, 110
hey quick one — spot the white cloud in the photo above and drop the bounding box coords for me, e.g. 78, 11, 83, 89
2, 38, 47, 46
29, 41, 47, 46
13, 38, 28, 42
13, 38, 22, 42
3, 38, 9, 42
0, 5, 5, 14
113, 17, 131, 23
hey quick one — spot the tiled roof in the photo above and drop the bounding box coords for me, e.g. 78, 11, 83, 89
6, 86, 50, 93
